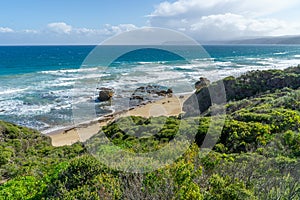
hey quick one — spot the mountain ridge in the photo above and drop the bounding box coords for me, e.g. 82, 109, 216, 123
205, 35, 300, 45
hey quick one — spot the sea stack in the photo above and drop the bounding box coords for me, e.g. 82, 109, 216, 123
98, 87, 114, 101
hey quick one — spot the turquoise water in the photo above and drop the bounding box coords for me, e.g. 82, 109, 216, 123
1, 45, 300, 132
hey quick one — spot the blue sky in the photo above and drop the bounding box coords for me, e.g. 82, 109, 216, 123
1, 0, 300, 44
0, 0, 161, 29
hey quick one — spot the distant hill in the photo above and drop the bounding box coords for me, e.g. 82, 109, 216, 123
207, 35, 300, 45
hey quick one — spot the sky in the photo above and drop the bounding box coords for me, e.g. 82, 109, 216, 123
1, 0, 300, 44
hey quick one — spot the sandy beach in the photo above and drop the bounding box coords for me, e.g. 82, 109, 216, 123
48, 94, 190, 147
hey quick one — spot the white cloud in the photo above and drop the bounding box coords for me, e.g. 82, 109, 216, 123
45, 22, 137, 36
151, 0, 299, 17
190, 13, 291, 40
0, 22, 139, 44
0, 27, 14, 33
74, 28, 98, 35
149, 0, 300, 40
22, 29, 39, 34
47, 22, 72, 34
103, 24, 138, 35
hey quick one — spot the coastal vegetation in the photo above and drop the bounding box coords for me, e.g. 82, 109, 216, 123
1, 66, 300, 199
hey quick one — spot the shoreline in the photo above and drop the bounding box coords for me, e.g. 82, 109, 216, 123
48, 94, 191, 147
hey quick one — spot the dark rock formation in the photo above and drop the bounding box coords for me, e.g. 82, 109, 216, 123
195, 77, 210, 91
130, 95, 144, 101
97, 88, 114, 101
129, 85, 173, 106
183, 65, 300, 116
135, 85, 172, 96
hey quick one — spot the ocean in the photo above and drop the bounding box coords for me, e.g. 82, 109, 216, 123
1, 45, 300, 133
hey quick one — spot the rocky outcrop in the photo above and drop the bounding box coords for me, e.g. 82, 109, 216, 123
130, 85, 173, 106
195, 77, 210, 91
97, 88, 114, 101
183, 65, 300, 116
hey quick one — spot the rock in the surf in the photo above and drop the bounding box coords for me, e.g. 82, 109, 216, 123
97, 87, 114, 101
129, 85, 173, 106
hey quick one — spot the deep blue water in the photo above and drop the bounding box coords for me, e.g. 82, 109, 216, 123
1, 45, 300, 76
0, 45, 300, 132
0, 46, 94, 75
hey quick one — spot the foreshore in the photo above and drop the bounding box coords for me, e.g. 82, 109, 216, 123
47, 94, 191, 147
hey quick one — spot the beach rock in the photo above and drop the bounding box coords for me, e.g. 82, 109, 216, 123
156, 91, 167, 96
167, 88, 173, 93
97, 87, 114, 101
130, 95, 144, 101
133, 85, 171, 95
129, 85, 173, 107
195, 77, 210, 91
167, 88, 173, 97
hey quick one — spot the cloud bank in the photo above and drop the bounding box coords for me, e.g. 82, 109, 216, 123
47, 22, 72, 34
0, 27, 14, 33
0, 22, 138, 45
149, 0, 300, 41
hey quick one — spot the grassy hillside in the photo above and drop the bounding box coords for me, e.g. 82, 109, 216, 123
0, 66, 300, 199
